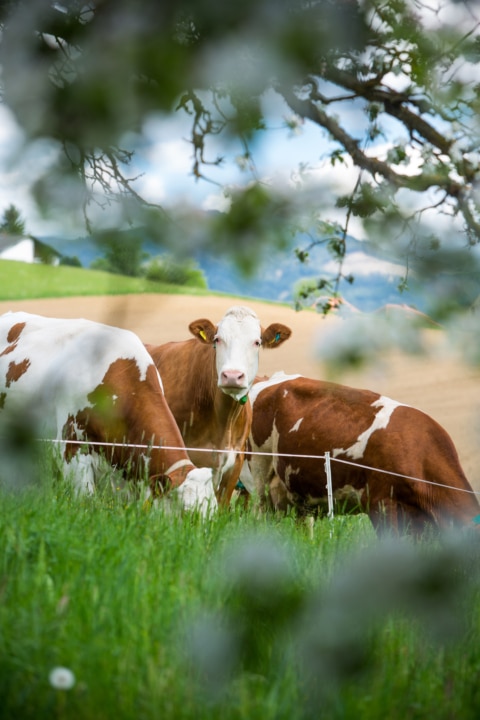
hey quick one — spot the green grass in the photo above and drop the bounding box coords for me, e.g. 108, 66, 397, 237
1, 260, 479, 719
1, 469, 480, 720
0, 260, 215, 301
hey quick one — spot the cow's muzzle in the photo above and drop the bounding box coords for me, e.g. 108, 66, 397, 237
220, 369, 247, 389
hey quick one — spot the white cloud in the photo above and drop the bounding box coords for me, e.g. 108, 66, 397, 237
324, 251, 405, 278
134, 173, 167, 204
0, 106, 25, 158
144, 137, 193, 177
202, 192, 231, 213
0, 107, 70, 235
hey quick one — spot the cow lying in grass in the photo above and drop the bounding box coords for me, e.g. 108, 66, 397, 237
0, 311, 216, 515
246, 372, 480, 535
147, 305, 291, 506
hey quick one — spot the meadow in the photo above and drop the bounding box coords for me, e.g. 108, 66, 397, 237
1, 260, 480, 719
0, 259, 213, 301
1, 470, 480, 720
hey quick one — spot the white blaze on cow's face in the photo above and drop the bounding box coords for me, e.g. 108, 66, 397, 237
189, 306, 292, 404
214, 306, 262, 401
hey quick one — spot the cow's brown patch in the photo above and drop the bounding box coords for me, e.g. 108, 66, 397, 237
6, 358, 31, 386
62, 412, 89, 461
0, 343, 19, 358
0, 322, 26, 357
0, 391, 6, 409
7, 322, 26, 344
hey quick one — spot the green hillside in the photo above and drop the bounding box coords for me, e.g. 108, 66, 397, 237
0, 260, 214, 301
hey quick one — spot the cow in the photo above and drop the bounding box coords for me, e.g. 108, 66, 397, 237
246, 371, 480, 535
146, 306, 291, 506
0, 311, 216, 515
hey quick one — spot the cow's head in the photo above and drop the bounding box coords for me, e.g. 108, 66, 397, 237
189, 306, 291, 402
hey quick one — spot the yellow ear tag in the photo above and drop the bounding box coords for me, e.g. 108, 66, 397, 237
199, 330, 207, 341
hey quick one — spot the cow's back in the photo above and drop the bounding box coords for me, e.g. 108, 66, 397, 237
0, 313, 153, 436
148, 339, 217, 434
249, 372, 480, 532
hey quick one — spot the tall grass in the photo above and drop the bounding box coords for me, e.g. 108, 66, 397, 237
1, 467, 480, 720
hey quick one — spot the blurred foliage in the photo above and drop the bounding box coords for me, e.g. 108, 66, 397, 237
0, 203, 26, 236
0, 0, 479, 327
209, 183, 293, 275
59, 254, 82, 267
90, 229, 149, 277
185, 527, 480, 714
144, 255, 207, 288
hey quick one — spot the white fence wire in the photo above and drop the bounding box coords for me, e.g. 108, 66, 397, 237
38, 436, 480, 517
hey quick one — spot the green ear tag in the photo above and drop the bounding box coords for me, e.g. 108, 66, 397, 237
239, 394, 248, 404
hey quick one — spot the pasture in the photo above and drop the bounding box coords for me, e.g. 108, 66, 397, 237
1, 262, 479, 717
0, 259, 214, 301
0, 290, 478, 491
1, 470, 480, 720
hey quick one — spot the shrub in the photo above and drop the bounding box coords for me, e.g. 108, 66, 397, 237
144, 255, 207, 288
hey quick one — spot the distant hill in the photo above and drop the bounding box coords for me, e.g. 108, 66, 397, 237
192, 238, 420, 311
40, 228, 460, 314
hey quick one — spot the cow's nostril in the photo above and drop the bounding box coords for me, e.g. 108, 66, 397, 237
221, 370, 246, 386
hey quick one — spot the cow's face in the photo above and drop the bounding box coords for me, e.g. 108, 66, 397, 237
189, 306, 291, 402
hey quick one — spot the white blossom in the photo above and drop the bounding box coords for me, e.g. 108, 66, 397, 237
49, 666, 75, 690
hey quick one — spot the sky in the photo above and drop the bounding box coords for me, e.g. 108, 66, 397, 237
0, 0, 478, 268
0, 84, 471, 284
0, 87, 371, 239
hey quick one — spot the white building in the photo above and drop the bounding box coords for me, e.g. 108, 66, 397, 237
0, 234, 60, 265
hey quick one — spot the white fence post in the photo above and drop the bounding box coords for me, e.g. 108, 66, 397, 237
324, 451, 334, 519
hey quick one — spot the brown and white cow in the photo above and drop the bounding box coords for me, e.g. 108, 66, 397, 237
146, 306, 291, 506
0, 311, 216, 515
246, 372, 480, 535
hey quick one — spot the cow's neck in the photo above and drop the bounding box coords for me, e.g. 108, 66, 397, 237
214, 386, 244, 423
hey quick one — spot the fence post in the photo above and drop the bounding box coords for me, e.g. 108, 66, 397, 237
324, 451, 334, 519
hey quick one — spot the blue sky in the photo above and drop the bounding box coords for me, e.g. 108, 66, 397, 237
0, 82, 471, 285
0, 0, 478, 262
0, 70, 393, 239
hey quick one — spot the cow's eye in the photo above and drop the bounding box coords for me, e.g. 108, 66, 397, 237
254, 339, 262, 347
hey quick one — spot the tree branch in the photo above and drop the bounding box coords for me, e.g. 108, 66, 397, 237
278, 84, 462, 196
309, 68, 454, 156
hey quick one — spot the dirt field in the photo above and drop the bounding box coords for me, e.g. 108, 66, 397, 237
1, 293, 479, 490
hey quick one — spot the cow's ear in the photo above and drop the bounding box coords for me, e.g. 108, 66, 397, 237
189, 319, 217, 344
261, 323, 292, 348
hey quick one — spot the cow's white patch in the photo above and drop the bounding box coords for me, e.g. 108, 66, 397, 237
289, 417, 303, 433
164, 458, 193, 477
217, 449, 236, 489
284, 463, 300, 485
247, 418, 281, 498
0, 312, 155, 442
238, 460, 256, 494
332, 396, 405, 460
250, 371, 302, 406
173, 467, 217, 517
61, 452, 99, 495
215, 306, 263, 401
